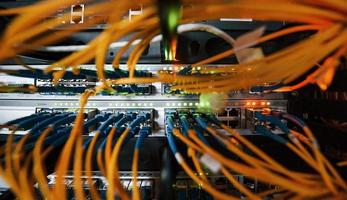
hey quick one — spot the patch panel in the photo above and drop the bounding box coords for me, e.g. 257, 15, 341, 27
36, 80, 153, 95
99, 108, 154, 131
0, 98, 287, 138
0, 67, 152, 95
47, 171, 158, 200
165, 108, 241, 131
109, 84, 152, 95
35, 108, 155, 132
163, 101, 287, 133
36, 79, 95, 94
174, 172, 278, 199
45, 171, 278, 200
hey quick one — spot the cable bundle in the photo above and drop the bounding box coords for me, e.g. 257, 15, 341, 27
166, 110, 347, 199
0, 0, 347, 199
0, 92, 154, 200
0, 0, 346, 93
0, 93, 347, 199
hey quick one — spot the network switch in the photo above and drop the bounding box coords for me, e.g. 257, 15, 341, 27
2, 1, 346, 199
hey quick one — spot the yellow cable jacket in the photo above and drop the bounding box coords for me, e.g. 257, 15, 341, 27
107, 128, 131, 200
85, 132, 101, 200
105, 127, 117, 170
33, 127, 53, 200
132, 149, 140, 200
72, 126, 85, 200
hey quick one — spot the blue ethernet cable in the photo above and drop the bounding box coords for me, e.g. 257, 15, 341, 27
250, 82, 284, 93
134, 127, 151, 150
83, 113, 124, 150
83, 113, 109, 134
165, 114, 195, 182
78, 69, 98, 78
166, 115, 178, 154
118, 112, 150, 147
194, 114, 209, 130
113, 69, 128, 77
13, 113, 54, 130
177, 112, 211, 145
123, 127, 141, 145
192, 125, 210, 146
49, 127, 73, 148
44, 127, 72, 146
178, 114, 190, 137
4, 112, 48, 126
97, 113, 135, 153
22, 126, 72, 152
254, 112, 290, 134
89, 112, 135, 150
116, 113, 135, 129
83, 136, 94, 150
167, 114, 227, 196
97, 114, 124, 136
27, 112, 71, 135
25, 113, 77, 143
49, 114, 77, 129
129, 113, 151, 130
96, 113, 134, 152
121, 112, 151, 144
97, 133, 111, 153
255, 125, 288, 145
254, 112, 310, 147
13, 113, 59, 142
95, 113, 149, 173
256, 112, 314, 148
132, 126, 151, 197
104, 126, 112, 136
195, 114, 231, 148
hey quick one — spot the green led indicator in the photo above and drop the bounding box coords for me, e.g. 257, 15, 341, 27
198, 93, 227, 113
168, 7, 179, 32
